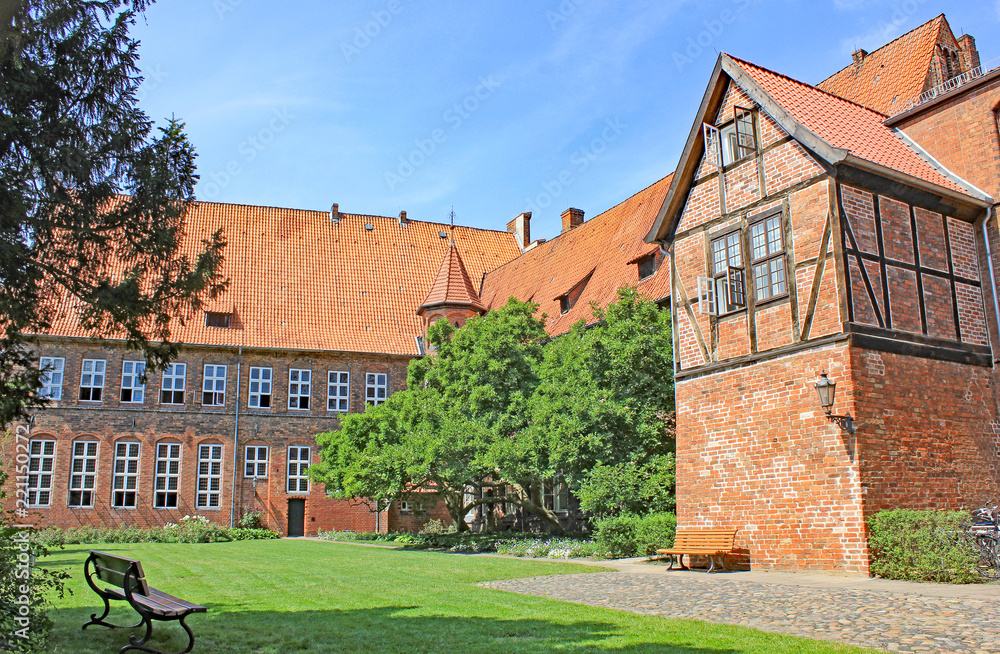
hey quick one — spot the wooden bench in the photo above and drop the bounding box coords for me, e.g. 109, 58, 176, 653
82, 550, 207, 654
656, 529, 738, 573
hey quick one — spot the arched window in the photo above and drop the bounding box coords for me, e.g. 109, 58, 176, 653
68, 438, 99, 508
154, 440, 182, 509
112, 440, 141, 509
196, 442, 224, 509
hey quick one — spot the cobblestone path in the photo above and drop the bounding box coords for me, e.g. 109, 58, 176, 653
482, 570, 1000, 653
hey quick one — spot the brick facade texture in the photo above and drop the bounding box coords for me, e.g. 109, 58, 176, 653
672, 76, 1000, 572
2, 339, 449, 536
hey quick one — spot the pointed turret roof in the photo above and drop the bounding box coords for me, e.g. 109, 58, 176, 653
418, 243, 486, 315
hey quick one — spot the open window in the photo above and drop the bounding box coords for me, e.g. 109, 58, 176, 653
719, 106, 757, 166
702, 123, 722, 170
699, 230, 746, 316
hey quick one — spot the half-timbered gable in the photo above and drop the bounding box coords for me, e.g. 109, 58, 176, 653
648, 52, 1000, 573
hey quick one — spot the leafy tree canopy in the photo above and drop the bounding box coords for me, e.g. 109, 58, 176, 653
1, 0, 226, 426
312, 290, 676, 532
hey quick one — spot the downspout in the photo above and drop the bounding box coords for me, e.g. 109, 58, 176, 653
229, 346, 243, 528
976, 206, 1000, 363
662, 244, 679, 384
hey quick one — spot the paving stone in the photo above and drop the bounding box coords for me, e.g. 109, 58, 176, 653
481, 569, 1000, 653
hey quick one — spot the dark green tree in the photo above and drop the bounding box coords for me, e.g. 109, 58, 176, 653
312, 299, 568, 532
528, 287, 675, 516
0, 0, 226, 427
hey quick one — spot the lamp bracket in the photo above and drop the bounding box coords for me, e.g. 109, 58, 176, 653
826, 413, 856, 434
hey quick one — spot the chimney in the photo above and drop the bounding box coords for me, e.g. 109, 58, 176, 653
506, 211, 531, 251
852, 48, 867, 67
330, 203, 339, 223
957, 34, 981, 73
399, 210, 408, 225
561, 207, 584, 233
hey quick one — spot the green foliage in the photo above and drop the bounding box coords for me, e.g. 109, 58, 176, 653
316, 529, 598, 557
0, 471, 68, 653
0, 0, 226, 426
528, 288, 675, 485
312, 299, 558, 531
593, 513, 677, 559
312, 291, 676, 535
577, 454, 676, 519
867, 509, 980, 583
634, 513, 678, 557
236, 510, 266, 529
493, 537, 599, 559
29, 517, 279, 547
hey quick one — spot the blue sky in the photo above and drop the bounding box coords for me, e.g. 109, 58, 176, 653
132, 1, 999, 241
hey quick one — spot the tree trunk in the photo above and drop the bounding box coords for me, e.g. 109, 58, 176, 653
511, 480, 565, 535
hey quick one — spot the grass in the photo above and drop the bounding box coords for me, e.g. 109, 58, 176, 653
43, 539, 878, 654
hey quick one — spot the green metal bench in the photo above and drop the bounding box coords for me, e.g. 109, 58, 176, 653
82, 550, 207, 654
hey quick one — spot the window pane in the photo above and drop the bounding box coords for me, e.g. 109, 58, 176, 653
750, 222, 767, 260
726, 233, 742, 267
770, 258, 786, 295
766, 216, 782, 255
754, 263, 770, 301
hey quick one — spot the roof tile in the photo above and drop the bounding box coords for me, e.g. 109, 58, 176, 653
481, 174, 673, 335
44, 203, 520, 356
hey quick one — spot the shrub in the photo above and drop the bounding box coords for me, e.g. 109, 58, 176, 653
635, 513, 677, 557
230, 528, 281, 541
594, 513, 676, 559
593, 515, 639, 558
867, 509, 979, 584
29, 517, 279, 547
236, 511, 266, 529
578, 454, 676, 519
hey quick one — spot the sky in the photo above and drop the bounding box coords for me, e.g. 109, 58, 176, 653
131, 1, 1000, 241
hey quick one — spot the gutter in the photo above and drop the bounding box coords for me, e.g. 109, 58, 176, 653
229, 346, 243, 528
976, 206, 1000, 364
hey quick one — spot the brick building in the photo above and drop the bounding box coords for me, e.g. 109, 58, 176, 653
645, 16, 1000, 572
10, 177, 674, 536
10, 204, 520, 536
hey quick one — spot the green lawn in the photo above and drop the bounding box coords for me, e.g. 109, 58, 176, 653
43, 540, 877, 654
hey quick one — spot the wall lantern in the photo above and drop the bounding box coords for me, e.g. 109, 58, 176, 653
814, 373, 855, 434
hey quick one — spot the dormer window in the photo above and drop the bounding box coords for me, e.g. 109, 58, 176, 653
637, 254, 657, 280
206, 312, 232, 329
720, 106, 757, 166
555, 270, 595, 317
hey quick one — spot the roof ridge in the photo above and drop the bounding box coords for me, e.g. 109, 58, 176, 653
815, 13, 946, 87
727, 53, 890, 119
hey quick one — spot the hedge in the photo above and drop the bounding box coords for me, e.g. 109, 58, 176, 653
867, 509, 980, 584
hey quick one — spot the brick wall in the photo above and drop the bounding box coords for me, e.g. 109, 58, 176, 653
853, 348, 1000, 515
676, 343, 869, 572
2, 339, 418, 536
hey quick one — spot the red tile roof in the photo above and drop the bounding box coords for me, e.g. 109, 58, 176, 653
481, 174, 673, 335
418, 242, 486, 315
728, 55, 968, 195
44, 203, 520, 356
816, 15, 946, 115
